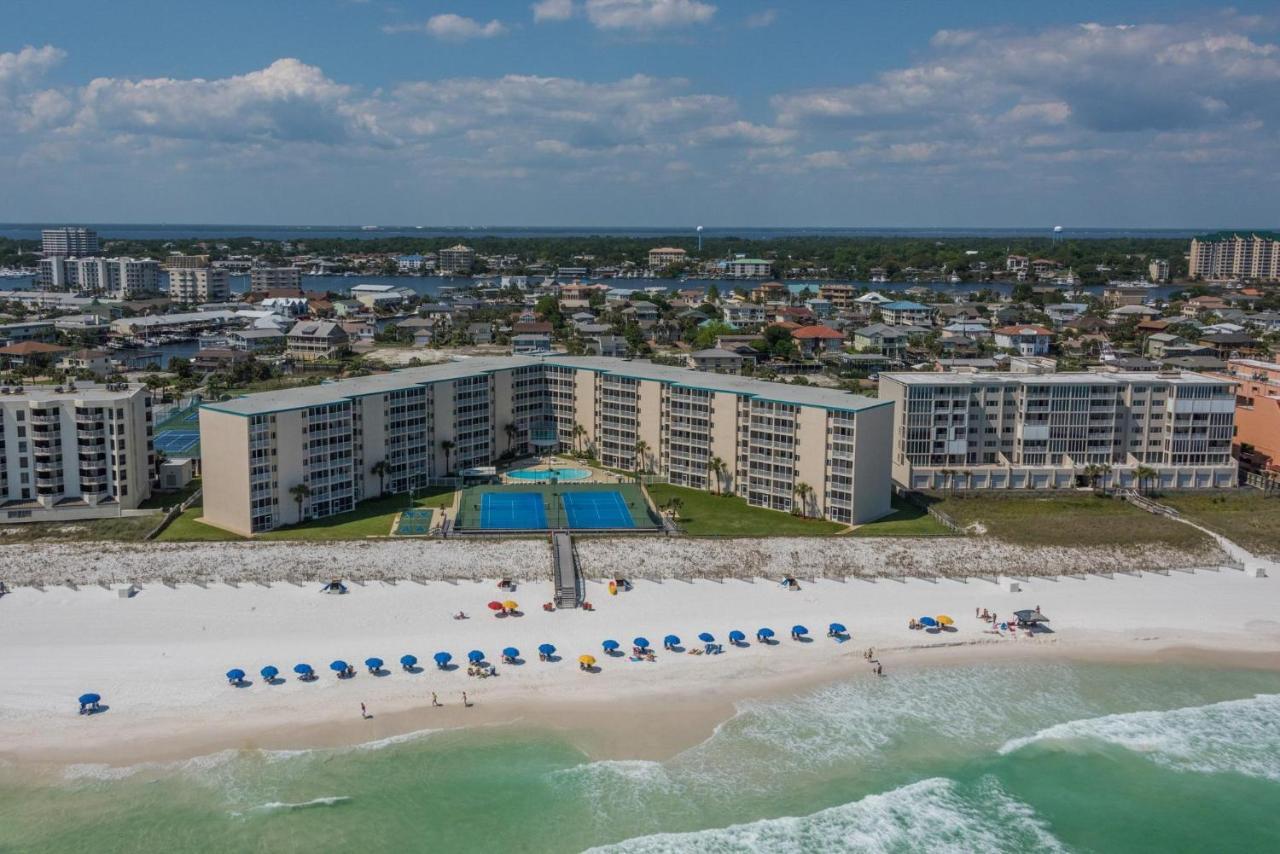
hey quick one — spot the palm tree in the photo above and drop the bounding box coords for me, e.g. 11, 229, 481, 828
792, 481, 814, 517
634, 439, 649, 474
666, 496, 684, 520
960, 470, 972, 492
707, 456, 725, 494
440, 439, 455, 475
571, 423, 586, 455
370, 460, 389, 497
503, 422, 518, 454
1098, 463, 1113, 494
288, 483, 311, 523
1134, 465, 1158, 495
939, 468, 953, 494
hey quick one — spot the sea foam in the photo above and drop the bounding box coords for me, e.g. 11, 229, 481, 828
999, 692, 1280, 781
585, 777, 1066, 854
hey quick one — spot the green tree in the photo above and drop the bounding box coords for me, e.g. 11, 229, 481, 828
370, 460, 389, 496
440, 439, 456, 474
288, 483, 311, 522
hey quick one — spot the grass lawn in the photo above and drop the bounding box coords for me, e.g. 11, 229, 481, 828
925, 492, 1212, 549
0, 514, 160, 545
647, 483, 846, 537
850, 495, 954, 537
1157, 492, 1280, 558
157, 489, 456, 542
138, 478, 203, 510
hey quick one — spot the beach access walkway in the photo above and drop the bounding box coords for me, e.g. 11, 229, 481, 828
552, 531, 581, 608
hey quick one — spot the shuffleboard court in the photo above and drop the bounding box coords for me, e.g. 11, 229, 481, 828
479, 492, 548, 529
563, 489, 635, 529
395, 508, 434, 536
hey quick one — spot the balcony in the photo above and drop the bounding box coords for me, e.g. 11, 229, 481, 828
35, 475, 64, 489
77, 427, 106, 440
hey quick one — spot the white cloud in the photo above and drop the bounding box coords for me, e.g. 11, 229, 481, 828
744, 9, 777, 29
532, 0, 576, 22
584, 0, 716, 32
385, 14, 508, 41
0, 44, 65, 90
688, 120, 794, 146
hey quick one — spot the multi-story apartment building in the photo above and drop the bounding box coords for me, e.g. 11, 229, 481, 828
0, 382, 154, 522
249, 266, 302, 293
880, 369, 1237, 491
647, 247, 687, 269
199, 356, 892, 535
438, 244, 476, 275
1209, 358, 1280, 477
1189, 232, 1280, 282
724, 258, 773, 279
36, 257, 161, 297
165, 255, 230, 303
1148, 259, 1170, 283
41, 227, 99, 257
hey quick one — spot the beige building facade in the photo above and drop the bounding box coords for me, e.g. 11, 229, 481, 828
880, 369, 1237, 491
0, 382, 154, 522
200, 356, 892, 535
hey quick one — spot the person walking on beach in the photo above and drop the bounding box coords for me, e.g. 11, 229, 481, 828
875, 662, 883, 676
431, 692, 440, 707
360, 702, 369, 719
462, 691, 470, 708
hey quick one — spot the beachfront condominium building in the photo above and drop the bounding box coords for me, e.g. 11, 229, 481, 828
1188, 233, 1280, 282
438, 245, 476, 275
724, 258, 773, 279
0, 382, 154, 523
165, 255, 230, 303
41, 227, 99, 257
249, 266, 303, 293
647, 247, 687, 269
1209, 358, 1280, 480
36, 256, 161, 298
199, 356, 893, 535
879, 369, 1237, 491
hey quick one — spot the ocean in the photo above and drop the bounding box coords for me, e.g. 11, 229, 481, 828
2, 660, 1277, 853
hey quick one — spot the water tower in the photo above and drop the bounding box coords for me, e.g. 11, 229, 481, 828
1052, 225, 1064, 244
696, 225, 704, 252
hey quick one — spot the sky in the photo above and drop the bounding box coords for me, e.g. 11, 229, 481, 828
1, 0, 1278, 228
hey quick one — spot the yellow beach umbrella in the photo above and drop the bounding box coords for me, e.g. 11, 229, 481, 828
936, 615, 955, 626
503, 600, 519, 611
578, 655, 597, 667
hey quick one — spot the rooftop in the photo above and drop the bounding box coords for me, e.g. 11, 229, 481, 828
881, 370, 1233, 387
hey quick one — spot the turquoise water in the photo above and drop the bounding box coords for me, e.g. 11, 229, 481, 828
3, 661, 1278, 853
508, 467, 592, 482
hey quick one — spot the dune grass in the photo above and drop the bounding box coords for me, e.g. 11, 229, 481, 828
647, 484, 845, 537
1157, 491, 1280, 558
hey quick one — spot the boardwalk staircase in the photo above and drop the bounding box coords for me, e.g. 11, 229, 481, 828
552, 530, 582, 608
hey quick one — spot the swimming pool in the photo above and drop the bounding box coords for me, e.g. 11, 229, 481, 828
506, 467, 591, 483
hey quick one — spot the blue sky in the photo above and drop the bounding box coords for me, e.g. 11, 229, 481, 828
2, 1, 1278, 227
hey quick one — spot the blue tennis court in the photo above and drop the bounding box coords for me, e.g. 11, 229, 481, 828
480, 492, 547, 529
155, 430, 200, 453
563, 490, 634, 529
183, 410, 199, 423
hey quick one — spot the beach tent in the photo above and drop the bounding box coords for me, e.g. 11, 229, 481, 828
663, 634, 681, 649
226, 668, 246, 683
260, 665, 279, 680
365, 657, 384, 672
697, 632, 715, 643
728, 630, 746, 645
1013, 609, 1049, 624
502, 647, 520, 662
293, 663, 314, 676
602, 639, 620, 652
434, 652, 452, 668
400, 655, 418, 669
467, 650, 485, 663
538, 643, 556, 657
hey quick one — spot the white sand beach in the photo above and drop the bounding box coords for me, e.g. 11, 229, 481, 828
1, 562, 1277, 768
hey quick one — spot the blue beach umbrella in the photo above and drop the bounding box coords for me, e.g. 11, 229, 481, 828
791, 625, 809, 637
602, 639, 620, 652
78, 693, 100, 705
728, 630, 746, 644
365, 657, 384, 671
293, 663, 313, 676
226, 668, 246, 682
467, 650, 485, 663
919, 616, 938, 628
329, 660, 349, 673
829, 623, 847, 635
502, 647, 520, 660
633, 637, 651, 650
260, 665, 279, 680
434, 652, 452, 668
663, 634, 681, 648
400, 654, 418, 668
538, 643, 556, 656
757, 627, 775, 640
697, 632, 715, 643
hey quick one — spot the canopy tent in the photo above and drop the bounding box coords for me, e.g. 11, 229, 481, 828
1013, 609, 1049, 624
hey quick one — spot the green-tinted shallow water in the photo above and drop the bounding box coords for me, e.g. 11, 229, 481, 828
3, 661, 1278, 853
